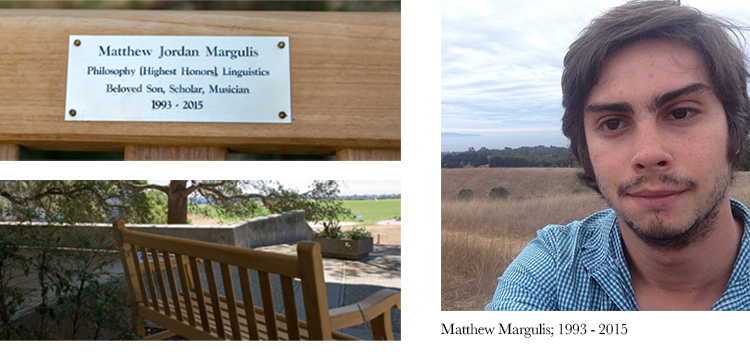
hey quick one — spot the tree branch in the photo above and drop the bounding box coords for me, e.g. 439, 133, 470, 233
118, 182, 169, 194
185, 180, 226, 195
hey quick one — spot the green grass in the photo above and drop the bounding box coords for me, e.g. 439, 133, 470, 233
341, 199, 401, 222
187, 203, 269, 223
188, 199, 401, 223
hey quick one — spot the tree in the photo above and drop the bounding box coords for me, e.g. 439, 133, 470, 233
0, 181, 152, 223
119, 180, 351, 225
0, 180, 351, 226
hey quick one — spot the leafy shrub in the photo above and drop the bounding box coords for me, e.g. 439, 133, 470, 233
0, 231, 29, 340
488, 187, 509, 200
343, 227, 372, 240
312, 226, 341, 239
0, 205, 135, 340
458, 189, 474, 201
313, 226, 373, 240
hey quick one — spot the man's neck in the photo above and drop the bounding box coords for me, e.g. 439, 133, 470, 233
620, 198, 743, 311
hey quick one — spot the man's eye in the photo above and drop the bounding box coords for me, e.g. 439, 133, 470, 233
672, 108, 688, 119
603, 119, 621, 131
669, 108, 696, 120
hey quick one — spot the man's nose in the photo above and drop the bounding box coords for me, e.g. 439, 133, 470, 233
631, 120, 672, 172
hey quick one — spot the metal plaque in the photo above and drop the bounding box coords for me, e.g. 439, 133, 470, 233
64, 35, 291, 123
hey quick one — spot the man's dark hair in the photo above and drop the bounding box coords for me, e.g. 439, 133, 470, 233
561, 0, 750, 192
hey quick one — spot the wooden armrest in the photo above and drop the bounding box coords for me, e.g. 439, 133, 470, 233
328, 289, 400, 331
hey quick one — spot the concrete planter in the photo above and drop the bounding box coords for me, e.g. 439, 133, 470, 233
311, 237, 373, 260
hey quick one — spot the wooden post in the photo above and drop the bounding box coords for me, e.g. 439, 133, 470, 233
0, 144, 20, 161
297, 242, 333, 340
0, 143, 21, 160
124, 145, 227, 161
336, 148, 400, 161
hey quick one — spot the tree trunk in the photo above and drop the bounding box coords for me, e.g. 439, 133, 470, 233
167, 180, 189, 224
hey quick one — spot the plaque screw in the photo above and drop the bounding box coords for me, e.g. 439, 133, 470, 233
278, 41, 285, 49
279, 111, 287, 119
74, 39, 81, 47
69, 109, 77, 117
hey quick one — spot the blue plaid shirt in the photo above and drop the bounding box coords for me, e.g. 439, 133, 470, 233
485, 198, 750, 311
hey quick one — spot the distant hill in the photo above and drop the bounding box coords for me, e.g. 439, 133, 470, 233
441, 146, 577, 168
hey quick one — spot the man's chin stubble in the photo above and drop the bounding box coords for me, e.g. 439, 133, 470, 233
621, 205, 721, 250
599, 171, 731, 251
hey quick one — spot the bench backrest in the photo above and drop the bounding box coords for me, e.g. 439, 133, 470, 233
113, 220, 334, 340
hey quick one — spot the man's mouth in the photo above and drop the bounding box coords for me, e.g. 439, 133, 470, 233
617, 174, 697, 199
626, 188, 685, 207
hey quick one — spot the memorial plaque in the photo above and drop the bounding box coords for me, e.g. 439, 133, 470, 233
64, 35, 291, 123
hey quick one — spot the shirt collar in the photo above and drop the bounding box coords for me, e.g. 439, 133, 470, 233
581, 209, 639, 310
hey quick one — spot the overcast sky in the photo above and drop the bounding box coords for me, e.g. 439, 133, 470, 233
441, 0, 750, 151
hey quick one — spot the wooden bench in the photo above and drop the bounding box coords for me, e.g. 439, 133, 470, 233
113, 220, 400, 340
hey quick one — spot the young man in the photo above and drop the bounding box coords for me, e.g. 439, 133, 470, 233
486, 0, 750, 311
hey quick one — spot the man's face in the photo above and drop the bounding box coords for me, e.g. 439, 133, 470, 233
583, 39, 732, 249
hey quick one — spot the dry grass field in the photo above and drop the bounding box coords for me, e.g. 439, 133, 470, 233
441, 167, 750, 311
441, 166, 588, 200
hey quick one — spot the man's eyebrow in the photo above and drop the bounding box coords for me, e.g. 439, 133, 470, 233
585, 102, 634, 115
585, 83, 713, 116
649, 83, 713, 112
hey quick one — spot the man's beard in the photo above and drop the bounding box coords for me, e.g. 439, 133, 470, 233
600, 171, 732, 251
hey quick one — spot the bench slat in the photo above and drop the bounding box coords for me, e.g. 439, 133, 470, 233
140, 246, 160, 313
175, 253, 196, 326
150, 247, 171, 317
203, 259, 225, 339
258, 271, 278, 340
162, 251, 183, 322
220, 263, 243, 340
280, 276, 301, 340
189, 256, 211, 334
237, 267, 260, 340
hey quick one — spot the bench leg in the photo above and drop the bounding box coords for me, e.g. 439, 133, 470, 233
132, 308, 145, 339
370, 310, 394, 341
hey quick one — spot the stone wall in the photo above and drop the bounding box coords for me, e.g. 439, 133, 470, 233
228, 210, 314, 248
0, 210, 312, 249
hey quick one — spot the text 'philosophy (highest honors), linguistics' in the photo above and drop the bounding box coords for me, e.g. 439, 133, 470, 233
86, 66, 271, 78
